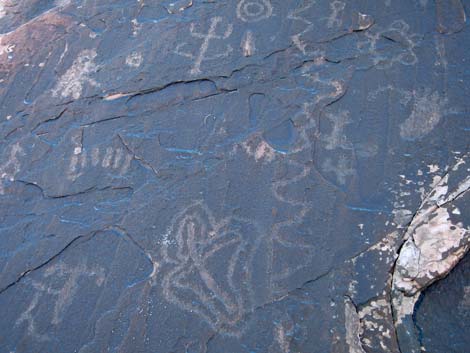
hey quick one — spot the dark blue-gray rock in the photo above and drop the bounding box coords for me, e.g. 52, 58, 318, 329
0, 1, 469, 352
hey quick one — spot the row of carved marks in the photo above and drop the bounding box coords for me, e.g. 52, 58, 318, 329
159, 201, 264, 336
66, 132, 133, 181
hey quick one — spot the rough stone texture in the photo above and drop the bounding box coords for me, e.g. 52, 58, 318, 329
0, 1, 469, 352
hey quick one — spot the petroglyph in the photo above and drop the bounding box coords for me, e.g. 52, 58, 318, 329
241, 135, 276, 163
236, 0, 273, 23
52, 49, 99, 100
16, 262, 105, 341
0, 39, 14, 57
125, 51, 143, 68
288, 1, 315, 55
323, 156, 355, 185
400, 89, 448, 140
160, 202, 260, 335
436, 0, 466, 34
67, 146, 133, 181
358, 20, 420, 67
241, 30, 256, 57
0, 142, 24, 194
323, 110, 352, 150
269, 77, 349, 287
175, 17, 233, 75
327, 1, 346, 29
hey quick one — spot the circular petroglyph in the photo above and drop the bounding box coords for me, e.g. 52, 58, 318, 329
237, 0, 273, 23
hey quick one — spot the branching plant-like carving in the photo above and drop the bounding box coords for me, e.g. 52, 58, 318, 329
175, 17, 233, 76
160, 202, 261, 335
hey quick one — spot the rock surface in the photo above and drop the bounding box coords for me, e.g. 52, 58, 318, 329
0, 1, 469, 352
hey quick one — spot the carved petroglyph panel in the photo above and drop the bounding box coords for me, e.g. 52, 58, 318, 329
175, 17, 233, 75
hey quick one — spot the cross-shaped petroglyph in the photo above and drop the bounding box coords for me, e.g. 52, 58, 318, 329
175, 17, 233, 76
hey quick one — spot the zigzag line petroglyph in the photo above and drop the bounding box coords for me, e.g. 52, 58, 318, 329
269, 76, 349, 287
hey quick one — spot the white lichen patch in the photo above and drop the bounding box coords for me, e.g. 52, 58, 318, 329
392, 156, 470, 332
394, 207, 469, 295
344, 299, 366, 353
125, 51, 143, 68
392, 292, 419, 325
390, 155, 469, 349
52, 49, 99, 100
399, 89, 448, 140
